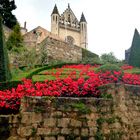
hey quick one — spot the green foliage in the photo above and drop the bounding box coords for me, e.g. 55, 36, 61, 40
128, 29, 140, 67
100, 52, 119, 64
0, 0, 17, 29
31, 127, 37, 137
0, 16, 11, 82
26, 62, 77, 79
39, 43, 48, 65
82, 48, 101, 64
0, 80, 21, 90
100, 93, 113, 99
71, 102, 91, 114
108, 131, 123, 140
95, 64, 121, 73
95, 131, 104, 140
17, 48, 39, 68
6, 23, 23, 52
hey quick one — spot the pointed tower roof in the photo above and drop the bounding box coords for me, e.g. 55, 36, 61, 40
68, 3, 70, 9
80, 13, 87, 23
51, 4, 59, 15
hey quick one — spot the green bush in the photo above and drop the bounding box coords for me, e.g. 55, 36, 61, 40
100, 52, 119, 64
0, 81, 22, 90
95, 64, 121, 73
26, 62, 79, 79
6, 23, 23, 52
82, 48, 100, 64
0, 16, 12, 82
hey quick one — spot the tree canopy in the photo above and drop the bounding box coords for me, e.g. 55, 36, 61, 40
100, 52, 118, 64
6, 23, 23, 52
0, 0, 17, 29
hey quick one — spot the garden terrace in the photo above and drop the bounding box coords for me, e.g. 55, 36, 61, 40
1, 83, 140, 140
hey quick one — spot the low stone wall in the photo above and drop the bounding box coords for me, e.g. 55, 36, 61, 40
2, 84, 140, 140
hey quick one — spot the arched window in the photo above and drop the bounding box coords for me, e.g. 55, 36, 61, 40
68, 14, 71, 22
65, 36, 75, 45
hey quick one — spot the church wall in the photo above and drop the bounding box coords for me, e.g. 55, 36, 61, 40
45, 37, 82, 62
59, 27, 80, 47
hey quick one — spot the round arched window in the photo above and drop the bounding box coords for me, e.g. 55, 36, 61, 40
65, 36, 75, 45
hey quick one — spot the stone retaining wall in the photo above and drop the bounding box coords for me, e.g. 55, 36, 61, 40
1, 84, 140, 140
43, 37, 82, 63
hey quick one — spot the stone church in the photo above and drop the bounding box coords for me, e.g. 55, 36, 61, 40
51, 4, 87, 49
5, 4, 88, 63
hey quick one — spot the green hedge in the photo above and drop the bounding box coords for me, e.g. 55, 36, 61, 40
82, 48, 99, 59
26, 62, 79, 79
95, 64, 121, 73
0, 80, 22, 91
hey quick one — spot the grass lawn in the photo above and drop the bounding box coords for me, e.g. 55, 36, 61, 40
11, 64, 140, 82
124, 68, 140, 74
11, 67, 42, 81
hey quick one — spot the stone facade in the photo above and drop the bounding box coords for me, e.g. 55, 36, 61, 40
0, 84, 140, 140
23, 26, 63, 49
51, 4, 88, 49
21, 4, 87, 63
39, 37, 82, 63
22, 26, 82, 63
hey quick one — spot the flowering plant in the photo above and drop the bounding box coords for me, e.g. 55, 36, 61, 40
0, 64, 139, 113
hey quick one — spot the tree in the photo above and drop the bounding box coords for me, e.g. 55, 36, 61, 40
6, 23, 23, 52
100, 52, 118, 64
0, 0, 17, 29
0, 16, 11, 82
128, 29, 140, 67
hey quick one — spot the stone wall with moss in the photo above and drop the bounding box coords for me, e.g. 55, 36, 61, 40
2, 84, 140, 140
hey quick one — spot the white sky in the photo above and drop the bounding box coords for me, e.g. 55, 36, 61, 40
13, 0, 140, 60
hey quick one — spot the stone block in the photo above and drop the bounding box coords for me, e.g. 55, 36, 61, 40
75, 137, 81, 140
29, 137, 41, 140
89, 127, 97, 136
87, 121, 96, 127
7, 136, 19, 140
73, 129, 80, 135
31, 113, 42, 124
51, 111, 63, 118
50, 127, 60, 135
18, 138, 27, 140
70, 119, 82, 127
57, 118, 70, 127
61, 128, 70, 135
9, 115, 19, 124
37, 128, 51, 136
89, 137, 95, 140
81, 128, 89, 136
21, 112, 32, 124
44, 137, 56, 140
17, 126, 33, 137
44, 118, 56, 127
57, 136, 65, 140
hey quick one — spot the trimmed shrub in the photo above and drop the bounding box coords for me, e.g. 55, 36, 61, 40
128, 29, 140, 67
0, 16, 11, 82
95, 64, 121, 73
0, 81, 21, 90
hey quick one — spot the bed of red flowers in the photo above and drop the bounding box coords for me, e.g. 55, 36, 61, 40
0, 64, 140, 113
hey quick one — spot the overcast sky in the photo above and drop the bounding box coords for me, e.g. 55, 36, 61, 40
13, 0, 140, 60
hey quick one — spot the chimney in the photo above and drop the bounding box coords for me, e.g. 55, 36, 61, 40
24, 21, 26, 29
